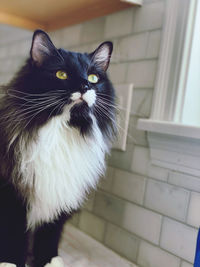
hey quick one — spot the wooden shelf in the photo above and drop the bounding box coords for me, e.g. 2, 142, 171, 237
0, 0, 142, 31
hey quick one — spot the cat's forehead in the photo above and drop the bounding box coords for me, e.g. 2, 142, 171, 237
58, 48, 91, 70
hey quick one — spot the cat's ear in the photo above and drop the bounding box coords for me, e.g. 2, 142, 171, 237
90, 42, 113, 71
30, 29, 61, 66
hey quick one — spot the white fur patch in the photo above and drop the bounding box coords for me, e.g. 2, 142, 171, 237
19, 110, 107, 229
71, 90, 96, 107
70, 92, 81, 101
0, 263, 16, 267
82, 90, 96, 107
44, 256, 64, 267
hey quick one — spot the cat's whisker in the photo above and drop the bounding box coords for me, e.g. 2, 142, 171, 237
17, 97, 63, 113
95, 101, 119, 116
96, 93, 124, 108
13, 95, 64, 113
93, 106, 118, 136
94, 105, 116, 125
7, 93, 63, 104
96, 94, 117, 103
23, 99, 63, 128
96, 98, 120, 111
56, 101, 66, 117
96, 97, 135, 115
94, 105, 137, 144
8, 89, 67, 97
8, 98, 63, 125
46, 100, 66, 121
96, 92, 114, 98
2, 96, 70, 123
96, 95, 117, 104
96, 95, 120, 107
97, 94, 149, 117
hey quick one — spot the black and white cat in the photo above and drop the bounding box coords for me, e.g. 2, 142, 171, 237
0, 30, 116, 267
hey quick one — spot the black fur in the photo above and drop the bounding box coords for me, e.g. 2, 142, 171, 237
0, 29, 116, 266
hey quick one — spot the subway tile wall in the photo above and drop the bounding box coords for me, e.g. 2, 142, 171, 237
0, 0, 199, 266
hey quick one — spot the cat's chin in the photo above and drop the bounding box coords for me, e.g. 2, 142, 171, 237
70, 101, 89, 113
73, 98, 84, 106
69, 101, 93, 135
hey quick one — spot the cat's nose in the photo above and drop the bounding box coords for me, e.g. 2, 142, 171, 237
80, 84, 89, 94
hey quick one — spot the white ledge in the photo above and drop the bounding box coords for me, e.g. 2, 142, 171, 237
137, 119, 200, 177
138, 119, 200, 139
120, 0, 143, 6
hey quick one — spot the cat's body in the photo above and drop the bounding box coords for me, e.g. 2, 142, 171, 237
0, 30, 116, 267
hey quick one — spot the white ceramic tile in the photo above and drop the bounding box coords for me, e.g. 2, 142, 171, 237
98, 166, 115, 192
93, 191, 125, 225
118, 33, 148, 61
0, 24, 32, 45
133, 1, 164, 32
181, 261, 193, 267
169, 172, 200, 192
145, 179, 190, 221
187, 192, 200, 228
60, 24, 82, 48
131, 146, 150, 176
127, 115, 148, 146
80, 17, 105, 44
112, 169, 146, 204
18, 40, 31, 56
0, 46, 8, 59
113, 83, 133, 151
8, 43, 20, 57
79, 210, 106, 242
127, 60, 157, 88
123, 202, 162, 244
104, 8, 134, 39
147, 163, 169, 181
131, 88, 153, 117
49, 29, 63, 47
146, 30, 162, 58
138, 241, 180, 267
108, 63, 127, 84
105, 223, 139, 262
160, 218, 198, 263
82, 190, 95, 211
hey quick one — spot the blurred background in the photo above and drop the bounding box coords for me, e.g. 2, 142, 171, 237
0, 0, 199, 267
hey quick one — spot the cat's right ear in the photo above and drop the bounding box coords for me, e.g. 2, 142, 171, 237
30, 29, 61, 66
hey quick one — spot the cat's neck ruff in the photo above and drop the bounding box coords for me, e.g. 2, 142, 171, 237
19, 111, 108, 229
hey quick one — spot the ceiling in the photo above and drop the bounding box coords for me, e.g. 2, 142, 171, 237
0, 0, 142, 31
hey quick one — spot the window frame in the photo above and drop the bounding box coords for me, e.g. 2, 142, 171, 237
137, 0, 200, 177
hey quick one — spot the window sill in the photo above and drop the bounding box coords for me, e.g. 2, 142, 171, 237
137, 119, 200, 177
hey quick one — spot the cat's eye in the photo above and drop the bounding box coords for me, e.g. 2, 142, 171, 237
56, 70, 68, 80
88, 74, 99, 83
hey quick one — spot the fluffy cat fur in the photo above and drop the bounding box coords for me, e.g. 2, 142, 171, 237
0, 30, 116, 267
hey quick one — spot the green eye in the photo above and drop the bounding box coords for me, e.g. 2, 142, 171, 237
88, 74, 99, 83
56, 70, 68, 80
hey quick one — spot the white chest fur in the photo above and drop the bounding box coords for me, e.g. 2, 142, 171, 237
19, 114, 107, 229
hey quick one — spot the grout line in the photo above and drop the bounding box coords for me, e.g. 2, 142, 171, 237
185, 191, 191, 223
95, 187, 198, 231
158, 215, 164, 246
135, 238, 141, 265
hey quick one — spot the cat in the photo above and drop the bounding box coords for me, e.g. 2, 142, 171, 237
0, 29, 116, 267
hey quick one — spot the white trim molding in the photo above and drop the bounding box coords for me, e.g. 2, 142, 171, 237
137, 0, 200, 177
138, 119, 200, 177
120, 0, 143, 6
151, 0, 190, 121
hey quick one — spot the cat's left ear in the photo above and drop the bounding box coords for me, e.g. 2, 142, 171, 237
90, 42, 113, 71
30, 29, 62, 66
